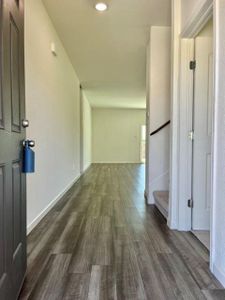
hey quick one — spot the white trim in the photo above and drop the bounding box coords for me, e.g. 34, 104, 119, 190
209, 0, 225, 287
82, 163, 91, 173
80, 88, 84, 174
177, 38, 194, 231
145, 43, 150, 203
210, 3, 217, 271
27, 174, 80, 234
181, 0, 213, 38
169, 0, 181, 230
93, 162, 143, 164
212, 263, 225, 288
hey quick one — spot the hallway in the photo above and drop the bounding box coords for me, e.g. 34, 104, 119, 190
19, 164, 224, 300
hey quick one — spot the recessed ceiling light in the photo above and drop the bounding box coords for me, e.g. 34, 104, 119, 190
95, 2, 108, 12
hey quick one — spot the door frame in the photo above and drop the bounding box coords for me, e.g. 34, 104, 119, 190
169, 0, 214, 265
80, 85, 84, 174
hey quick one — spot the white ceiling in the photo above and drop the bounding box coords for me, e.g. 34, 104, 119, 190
43, 0, 171, 108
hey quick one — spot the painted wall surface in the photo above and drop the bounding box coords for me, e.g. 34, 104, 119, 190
212, 0, 225, 287
92, 108, 146, 163
146, 26, 171, 203
81, 92, 92, 172
25, 0, 81, 232
198, 18, 213, 36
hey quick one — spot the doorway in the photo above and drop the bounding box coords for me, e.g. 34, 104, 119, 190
191, 19, 213, 251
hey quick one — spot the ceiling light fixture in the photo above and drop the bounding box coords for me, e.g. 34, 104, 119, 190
95, 2, 108, 11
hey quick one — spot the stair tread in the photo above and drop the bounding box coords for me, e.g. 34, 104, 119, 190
153, 191, 169, 218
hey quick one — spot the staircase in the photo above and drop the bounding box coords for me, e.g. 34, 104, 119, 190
153, 191, 169, 219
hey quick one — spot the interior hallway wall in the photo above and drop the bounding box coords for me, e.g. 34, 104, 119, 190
198, 18, 213, 36
146, 26, 171, 203
81, 91, 92, 172
92, 108, 146, 163
25, 0, 81, 232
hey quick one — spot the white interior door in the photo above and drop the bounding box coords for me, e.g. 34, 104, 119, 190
192, 37, 213, 230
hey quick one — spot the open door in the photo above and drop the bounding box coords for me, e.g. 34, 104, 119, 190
0, 0, 26, 298
192, 36, 213, 231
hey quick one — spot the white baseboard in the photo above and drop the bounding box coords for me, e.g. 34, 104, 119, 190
27, 174, 80, 235
167, 217, 177, 230
212, 263, 225, 288
82, 163, 91, 173
93, 161, 143, 164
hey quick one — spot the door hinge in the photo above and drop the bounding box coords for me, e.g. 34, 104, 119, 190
189, 60, 196, 70
188, 199, 194, 208
188, 130, 194, 140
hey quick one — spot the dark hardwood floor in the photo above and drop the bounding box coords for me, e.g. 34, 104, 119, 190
19, 164, 225, 300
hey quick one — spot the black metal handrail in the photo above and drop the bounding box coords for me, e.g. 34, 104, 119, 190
150, 120, 170, 136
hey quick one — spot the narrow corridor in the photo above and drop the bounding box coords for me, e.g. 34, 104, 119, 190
19, 164, 224, 299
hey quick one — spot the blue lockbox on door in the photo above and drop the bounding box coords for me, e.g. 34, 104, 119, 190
23, 141, 35, 173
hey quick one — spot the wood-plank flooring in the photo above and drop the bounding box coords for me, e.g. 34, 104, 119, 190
19, 164, 225, 300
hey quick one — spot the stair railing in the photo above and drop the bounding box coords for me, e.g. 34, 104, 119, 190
150, 120, 170, 136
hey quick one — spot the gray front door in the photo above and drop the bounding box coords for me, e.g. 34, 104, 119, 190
0, 0, 26, 299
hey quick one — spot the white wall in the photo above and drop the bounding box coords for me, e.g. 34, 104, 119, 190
81, 92, 92, 172
25, 0, 81, 232
92, 108, 146, 163
146, 26, 171, 203
198, 18, 213, 36
212, 0, 225, 287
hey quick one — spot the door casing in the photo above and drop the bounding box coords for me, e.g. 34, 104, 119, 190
169, 0, 214, 270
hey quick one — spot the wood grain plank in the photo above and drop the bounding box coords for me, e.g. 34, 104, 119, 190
202, 289, 225, 300
28, 254, 71, 300
62, 274, 90, 300
87, 265, 117, 300
114, 240, 147, 300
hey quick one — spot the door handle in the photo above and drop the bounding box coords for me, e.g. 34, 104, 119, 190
22, 119, 29, 128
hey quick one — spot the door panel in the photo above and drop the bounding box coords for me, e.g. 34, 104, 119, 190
12, 161, 22, 251
0, 165, 5, 278
10, 15, 21, 133
192, 37, 213, 230
0, 1, 3, 130
0, 56, 3, 128
0, 0, 26, 299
